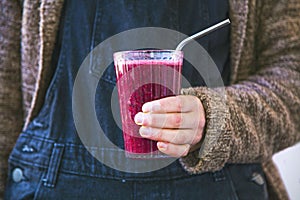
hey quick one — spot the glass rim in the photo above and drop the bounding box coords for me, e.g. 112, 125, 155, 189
113, 49, 183, 61
114, 49, 182, 55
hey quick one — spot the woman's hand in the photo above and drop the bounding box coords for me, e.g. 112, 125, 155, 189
134, 95, 206, 157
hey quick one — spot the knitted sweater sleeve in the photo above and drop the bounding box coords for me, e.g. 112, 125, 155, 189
0, 0, 23, 196
179, 0, 300, 174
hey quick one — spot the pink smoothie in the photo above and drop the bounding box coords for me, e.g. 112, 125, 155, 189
115, 60, 182, 158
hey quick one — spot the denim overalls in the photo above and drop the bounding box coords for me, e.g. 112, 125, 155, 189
5, 0, 268, 199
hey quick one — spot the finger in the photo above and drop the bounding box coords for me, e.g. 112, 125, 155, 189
139, 127, 202, 145
142, 95, 201, 113
157, 142, 190, 158
134, 112, 200, 129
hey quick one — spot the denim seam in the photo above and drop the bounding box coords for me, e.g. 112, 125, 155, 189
42, 143, 65, 188
33, 170, 47, 200
19, 133, 55, 143
9, 157, 47, 169
224, 168, 240, 200
19, 133, 125, 149
89, 0, 103, 77
9, 155, 208, 182
54, 167, 193, 181
9, 156, 196, 181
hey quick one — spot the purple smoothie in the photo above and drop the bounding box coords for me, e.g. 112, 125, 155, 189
114, 51, 183, 158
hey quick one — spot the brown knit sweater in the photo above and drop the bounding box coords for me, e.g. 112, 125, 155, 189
0, 0, 299, 199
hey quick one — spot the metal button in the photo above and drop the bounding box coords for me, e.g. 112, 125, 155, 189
251, 172, 264, 185
12, 168, 23, 183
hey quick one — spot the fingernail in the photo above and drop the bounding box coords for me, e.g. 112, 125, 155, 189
134, 112, 143, 125
139, 127, 152, 137
157, 142, 167, 150
142, 101, 161, 112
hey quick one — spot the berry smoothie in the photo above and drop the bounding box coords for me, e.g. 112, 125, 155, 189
114, 51, 183, 158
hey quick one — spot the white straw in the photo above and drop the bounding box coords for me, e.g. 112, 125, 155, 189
175, 19, 231, 51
